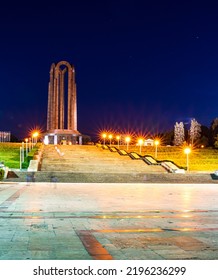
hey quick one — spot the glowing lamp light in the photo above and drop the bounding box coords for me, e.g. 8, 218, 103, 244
32, 132, 39, 138
184, 147, 191, 171
154, 139, 160, 158
138, 138, 144, 154
154, 140, 160, 146
108, 134, 113, 146
184, 147, 191, 155
116, 135, 120, 148
102, 133, 107, 145
32, 131, 39, 144
125, 136, 131, 151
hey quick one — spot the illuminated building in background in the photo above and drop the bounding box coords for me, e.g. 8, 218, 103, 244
0, 131, 11, 142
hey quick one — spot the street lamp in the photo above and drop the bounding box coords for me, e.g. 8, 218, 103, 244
138, 138, 144, 155
29, 137, 33, 150
154, 139, 160, 159
108, 134, 113, 146
102, 133, 107, 145
21, 142, 24, 162
20, 147, 22, 170
32, 131, 39, 145
116, 135, 120, 149
25, 138, 28, 156
125, 136, 131, 151
184, 147, 191, 172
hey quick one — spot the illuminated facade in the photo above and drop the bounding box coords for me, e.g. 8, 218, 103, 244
0, 131, 11, 142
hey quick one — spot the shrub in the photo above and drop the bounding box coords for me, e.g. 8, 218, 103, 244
0, 169, 4, 180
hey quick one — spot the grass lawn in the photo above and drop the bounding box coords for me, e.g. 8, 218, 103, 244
0, 143, 39, 169
0, 143, 21, 168
119, 145, 218, 172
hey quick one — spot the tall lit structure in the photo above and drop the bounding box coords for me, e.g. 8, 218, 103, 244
44, 61, 81, 144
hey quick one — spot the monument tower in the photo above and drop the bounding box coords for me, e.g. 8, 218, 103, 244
44, 61, 81, 144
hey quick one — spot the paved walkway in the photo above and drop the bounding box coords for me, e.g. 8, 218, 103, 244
0, 182, 218, 260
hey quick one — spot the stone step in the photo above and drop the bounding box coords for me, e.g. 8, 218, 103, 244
4, 171, 216, 183
40, 145, 166, 174
41, 167, 163, 173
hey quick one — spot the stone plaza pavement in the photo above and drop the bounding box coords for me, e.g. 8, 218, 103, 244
0, 182, 218, 260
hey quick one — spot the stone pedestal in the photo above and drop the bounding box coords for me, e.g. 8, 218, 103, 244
44, 129, 82, 145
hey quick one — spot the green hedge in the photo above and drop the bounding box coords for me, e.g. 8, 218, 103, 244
0, 169, 4, 180
25, 145, 41, 169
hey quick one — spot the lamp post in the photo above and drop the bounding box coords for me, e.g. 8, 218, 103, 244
20, 147, 22, 170
29, 138, 32, 150
116, 135, 120, 149
22, 142, 24, 162
31, 131, 39, 148
154, 140, 160, 159
102, 133, 107, 145
184, 147, 191, 172
25, 138, 28, 156
138, 138, 144, 155
108, 134, 113, 146
32, 132, 39, 145
125, 136, 131, 151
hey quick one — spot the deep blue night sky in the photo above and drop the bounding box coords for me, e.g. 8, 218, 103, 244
0, 1, 218, 140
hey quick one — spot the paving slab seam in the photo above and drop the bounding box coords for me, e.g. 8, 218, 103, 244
0, 214, 217, 220
1, 209, 218, 214
92, 228, 218, 233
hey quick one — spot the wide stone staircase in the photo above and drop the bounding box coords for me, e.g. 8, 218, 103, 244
4, 145, 216, 183
41, 145, 165, 173
27, 144, 165, 182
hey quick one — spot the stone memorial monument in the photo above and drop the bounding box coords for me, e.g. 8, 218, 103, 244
44, 61, 81, 144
